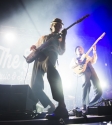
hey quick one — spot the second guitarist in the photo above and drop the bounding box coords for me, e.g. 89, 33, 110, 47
70, 45, 102, 110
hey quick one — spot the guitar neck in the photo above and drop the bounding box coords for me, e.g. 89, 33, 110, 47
66, 14, 89, 30
85, 32, 106, 56
85, 39, 99, 56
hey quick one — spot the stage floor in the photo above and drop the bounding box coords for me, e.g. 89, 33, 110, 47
0, 114, 112, 125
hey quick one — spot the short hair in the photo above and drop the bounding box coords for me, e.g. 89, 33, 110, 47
75, 46, 81, 53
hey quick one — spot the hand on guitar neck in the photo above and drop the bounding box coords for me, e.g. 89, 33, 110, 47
92, 45, 96, 51
30, 45, 37, 51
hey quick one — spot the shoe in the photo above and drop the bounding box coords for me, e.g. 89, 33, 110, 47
47, 106, 55, 114
45, 106, 69, 120
82, 106, 89, 116
68, 110, 75, 116
80, 105, 86, 111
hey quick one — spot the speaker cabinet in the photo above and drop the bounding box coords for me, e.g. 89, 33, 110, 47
0, 84, 36, 112
88, 106, 112, 115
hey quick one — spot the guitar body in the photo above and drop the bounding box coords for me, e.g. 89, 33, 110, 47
73, 63, 87, 74
26, 49, 40, 63
26, 49, 48, 63
25, 32, 63, 63
26, 36, 58, 63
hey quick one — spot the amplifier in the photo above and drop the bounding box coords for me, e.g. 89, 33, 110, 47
0, 84, 37, 113
88, 106, 112, 115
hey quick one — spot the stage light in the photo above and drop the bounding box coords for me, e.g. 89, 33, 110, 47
61, 76, 73, 91
3, 31, 17, 43
100, 80, 108, 90
56, 65, 71, 90
63, 82, 72, 90
105, 63, 107, 66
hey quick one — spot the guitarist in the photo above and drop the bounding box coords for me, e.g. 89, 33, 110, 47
30, 18, 68, 119
70, 45, 102, 111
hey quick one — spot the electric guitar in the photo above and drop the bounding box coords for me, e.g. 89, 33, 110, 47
24, 14, 89, 63
73, 32, 106, 75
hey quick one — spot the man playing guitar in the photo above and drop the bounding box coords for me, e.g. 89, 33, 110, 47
25, 15, 90, 119
70, 45, 102, 111
29, 18, 68, 119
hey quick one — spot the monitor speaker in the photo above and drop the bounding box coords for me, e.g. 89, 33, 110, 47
0, 84, 37, 113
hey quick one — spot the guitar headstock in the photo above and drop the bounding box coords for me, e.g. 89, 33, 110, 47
76, 14, 90, 24
99, 32, 106, 40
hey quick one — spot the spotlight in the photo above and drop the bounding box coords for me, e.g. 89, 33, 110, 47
3, 31, 17, 43
100, 80, 108, 90
105, 63, 107, 66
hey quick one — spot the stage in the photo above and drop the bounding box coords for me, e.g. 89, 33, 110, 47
0, 85, 112, 125
0, 0, 112, 125
0, 114, 112, 125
